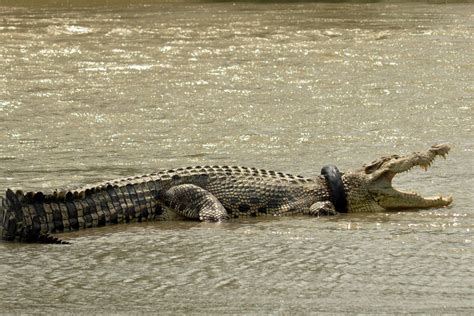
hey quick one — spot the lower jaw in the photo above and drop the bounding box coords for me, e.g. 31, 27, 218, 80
382, 194, 452, 209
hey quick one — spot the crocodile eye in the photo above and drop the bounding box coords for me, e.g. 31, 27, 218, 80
364, 156, 392, 174
364, 160, 383, 174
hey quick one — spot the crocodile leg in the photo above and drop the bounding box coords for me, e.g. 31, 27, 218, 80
163, 184, 228, 222
306, 201, 338, 217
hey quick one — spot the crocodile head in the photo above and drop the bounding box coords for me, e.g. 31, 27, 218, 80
344, 144, 453, 212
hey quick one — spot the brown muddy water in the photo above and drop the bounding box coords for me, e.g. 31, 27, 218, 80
0, 1, 473, 314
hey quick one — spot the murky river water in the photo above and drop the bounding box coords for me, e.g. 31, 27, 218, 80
0, 0, 473, 313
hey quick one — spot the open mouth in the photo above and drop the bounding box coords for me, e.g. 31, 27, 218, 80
375, 144, 453, 209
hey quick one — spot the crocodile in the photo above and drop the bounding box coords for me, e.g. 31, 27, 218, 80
0, 144, 452, 243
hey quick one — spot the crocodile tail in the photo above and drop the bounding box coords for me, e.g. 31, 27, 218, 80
0, 189, 22, 241
0, 189, 67, 244
36, 233, 70, 244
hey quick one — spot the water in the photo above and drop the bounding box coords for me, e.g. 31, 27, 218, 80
0, 1, 473, 313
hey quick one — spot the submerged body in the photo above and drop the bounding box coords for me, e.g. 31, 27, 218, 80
0, 144, 452, 242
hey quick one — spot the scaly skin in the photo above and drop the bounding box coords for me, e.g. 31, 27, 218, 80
0, 144, 452, 242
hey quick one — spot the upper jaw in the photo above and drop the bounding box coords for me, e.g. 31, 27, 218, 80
366, 144, 453, 210
383, 143, 450, 175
